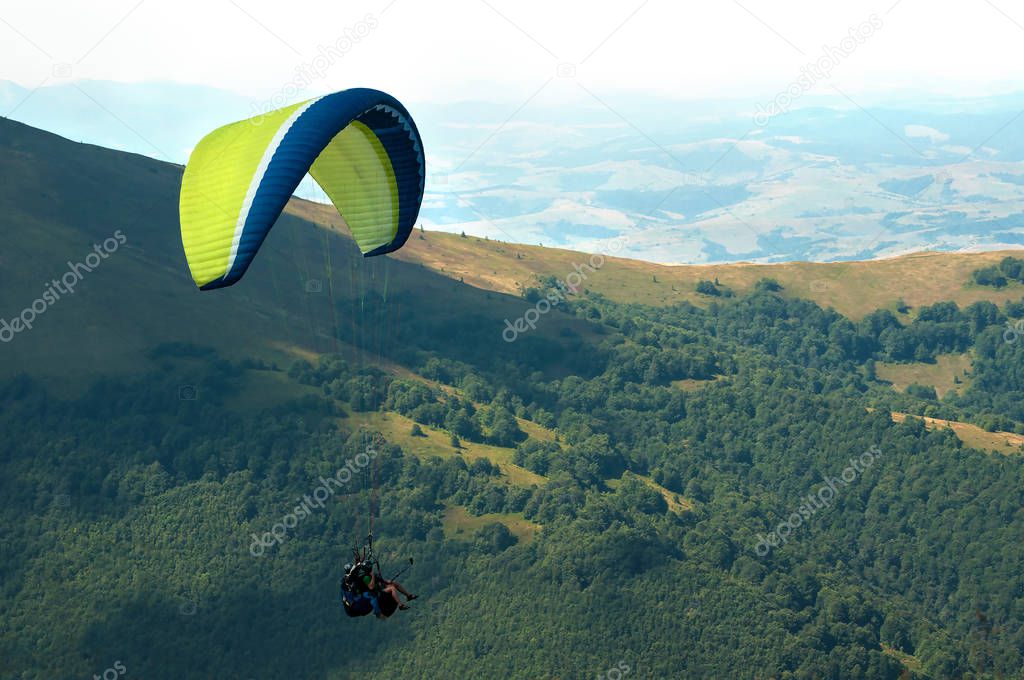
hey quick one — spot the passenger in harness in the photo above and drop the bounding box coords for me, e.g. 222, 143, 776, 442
340, 561, 377, 618
368, 568, 417, 619
340, 539, 418, 620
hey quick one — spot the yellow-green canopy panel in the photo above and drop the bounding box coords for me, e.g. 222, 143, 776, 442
179, 88, 425, 290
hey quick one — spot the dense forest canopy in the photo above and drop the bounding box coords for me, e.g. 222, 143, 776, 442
3, 273, 1024, 679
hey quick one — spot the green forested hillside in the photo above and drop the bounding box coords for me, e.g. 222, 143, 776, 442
1, 119, 1024, 679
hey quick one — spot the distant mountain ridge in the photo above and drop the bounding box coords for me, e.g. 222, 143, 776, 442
5, 79, 1024, 264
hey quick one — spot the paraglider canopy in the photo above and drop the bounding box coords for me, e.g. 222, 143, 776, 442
179, 88, 425, 290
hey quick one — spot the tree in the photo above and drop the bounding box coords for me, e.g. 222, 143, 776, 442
906, 383, 938, 400
473, 522, 517, 553
999, 256, 1024, 280
479, 405, 524, 446
973, 265, 1007, 288
696, 280, 720, 296
755, 277, 783, 292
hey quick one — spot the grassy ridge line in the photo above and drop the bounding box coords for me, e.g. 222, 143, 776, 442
289, 197, 1024, 320
397, 233, 1024, 320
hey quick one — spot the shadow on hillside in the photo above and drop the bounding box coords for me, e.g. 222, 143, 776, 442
62, 583, 414, 679
0, 119, 608, 387
252, 209, 611, 381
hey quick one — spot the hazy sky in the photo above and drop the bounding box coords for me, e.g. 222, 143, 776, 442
3, 0, 1024, 105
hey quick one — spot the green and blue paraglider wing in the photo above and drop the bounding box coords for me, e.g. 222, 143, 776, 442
179, 88, 425, 290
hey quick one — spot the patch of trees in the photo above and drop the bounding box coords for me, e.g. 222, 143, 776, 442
695, 279, 734, 297
972, 255, 1024, 288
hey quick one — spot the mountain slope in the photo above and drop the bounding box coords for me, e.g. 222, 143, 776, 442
0, 118, 591, 393
400, 232, 1024, 319
4, 119, 1024, 679
4, 113, 1020, 393
294, 197, 1024, 320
